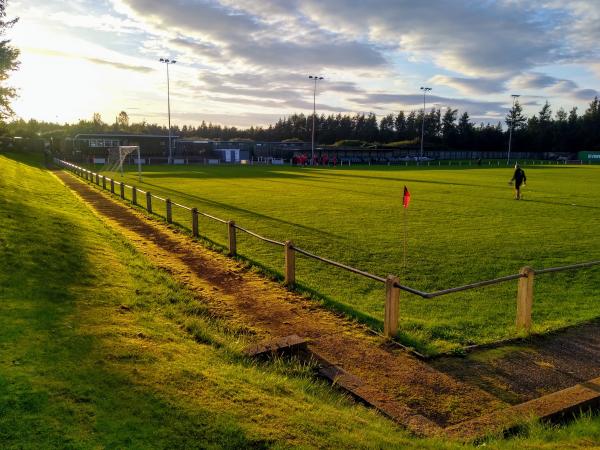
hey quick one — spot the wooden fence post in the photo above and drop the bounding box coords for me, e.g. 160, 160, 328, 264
95, 173, 99, 185
110, 179, 115, 194
132, 186, 137, 205
227, 220, 237, 256
102, 176, 106, 190
120, 182, 125, 199
384, 275, 400, 338
284, 240, 295, 286
516, 266, 535, 332
166, 198, 172, 223
191, 208, 199, 237
146, 192, 152, 213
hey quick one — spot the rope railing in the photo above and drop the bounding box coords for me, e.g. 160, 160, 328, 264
292, 245, 387, 283
413, 273, 526, 299
234, 224, 285, 247
534, 260, 600, 275
199, 211, 228, 224
172, 201, 192, 211
55, 157, 599, 340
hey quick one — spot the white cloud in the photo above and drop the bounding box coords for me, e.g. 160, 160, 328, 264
429, 75, 506, 95
7, 0, 600, 127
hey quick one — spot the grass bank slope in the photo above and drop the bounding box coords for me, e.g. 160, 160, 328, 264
3, 151, 598, 448
104, 163, 600, 354
0, 152, 416, 448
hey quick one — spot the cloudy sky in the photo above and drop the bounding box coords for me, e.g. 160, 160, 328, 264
6, 0, 600, 127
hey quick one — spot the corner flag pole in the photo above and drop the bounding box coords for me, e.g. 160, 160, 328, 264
402, 186, 411, 269
403, 208, 407, 269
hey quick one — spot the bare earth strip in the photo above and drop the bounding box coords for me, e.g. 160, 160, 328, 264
55, 170, 511, 433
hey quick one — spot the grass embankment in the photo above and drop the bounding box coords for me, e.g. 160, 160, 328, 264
0, 152, 416, 448
99, 163, 600, 354
1, 152, 599, 448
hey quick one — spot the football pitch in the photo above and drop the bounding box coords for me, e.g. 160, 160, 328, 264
105, 163, 600, 354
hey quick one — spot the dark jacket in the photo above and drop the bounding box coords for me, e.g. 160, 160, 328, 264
511, 168, 526, 186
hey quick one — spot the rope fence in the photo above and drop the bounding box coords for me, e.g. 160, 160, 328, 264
55, 158, 599, 340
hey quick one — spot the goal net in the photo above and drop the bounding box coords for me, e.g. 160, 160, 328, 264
104, 146, 140, 177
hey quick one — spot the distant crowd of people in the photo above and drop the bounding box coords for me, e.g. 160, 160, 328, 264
292, 153, 338, 166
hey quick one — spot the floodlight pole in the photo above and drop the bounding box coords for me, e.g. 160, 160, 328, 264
309, 75, 323, 166
420, 87, 432, 159
507, 94, 520, 165
160, 58, 177, 164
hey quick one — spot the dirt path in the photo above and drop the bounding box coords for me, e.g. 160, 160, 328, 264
56, 171, 511, 432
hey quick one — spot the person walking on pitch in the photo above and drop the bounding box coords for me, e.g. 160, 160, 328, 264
509, 163, 527, 200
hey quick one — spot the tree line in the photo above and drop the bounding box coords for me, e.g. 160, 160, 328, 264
3, 97, 599, 153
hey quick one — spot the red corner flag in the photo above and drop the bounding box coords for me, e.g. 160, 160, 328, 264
403, 186, 411, 209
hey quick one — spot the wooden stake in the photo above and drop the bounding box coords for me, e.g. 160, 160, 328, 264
191, 208, 199, 237
516, 266, 535, 332
166, 198, 172, 223
110, 179, 115, 194
132, 186, 137, 205
384, 275, 400, 338
120, 182, 125, 199
227, 221, 237, 256
284, 240, 295, 286
146, 192, 152, 213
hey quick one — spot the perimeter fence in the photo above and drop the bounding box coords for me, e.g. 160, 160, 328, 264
55, 158, 599, 344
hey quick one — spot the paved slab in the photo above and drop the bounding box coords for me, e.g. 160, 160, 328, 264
432, 320, 600, 405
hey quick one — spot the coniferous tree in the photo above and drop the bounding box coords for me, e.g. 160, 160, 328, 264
505, 100, 527, 131
0, 0, 19, 120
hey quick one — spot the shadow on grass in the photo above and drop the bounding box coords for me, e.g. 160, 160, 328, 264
0, 153, 266, 448
123, 179, 345, 241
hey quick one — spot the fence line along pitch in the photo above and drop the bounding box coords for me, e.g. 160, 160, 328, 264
234, 224, 285, 247
172, 201, 192, 211
55, 158, 600, 342
199, 211, 228, 224
535, 260, 600, 275
292, 246, 387, 283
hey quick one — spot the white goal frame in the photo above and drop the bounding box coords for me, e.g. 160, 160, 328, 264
105, 146, 142, 181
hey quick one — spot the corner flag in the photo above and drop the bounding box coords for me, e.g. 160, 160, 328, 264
403, 186, 411, 208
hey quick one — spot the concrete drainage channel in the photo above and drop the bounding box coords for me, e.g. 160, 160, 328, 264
245, 334, 600, 442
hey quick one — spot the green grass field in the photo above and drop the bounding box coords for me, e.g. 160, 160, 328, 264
3, 151, 600, 447
97, 161, 600, 355
0, 152, 422, 448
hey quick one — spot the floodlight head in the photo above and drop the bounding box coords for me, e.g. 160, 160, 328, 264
512, 94, 520, 98
318, 76, 323, 80
160, 58, 165, 62
172, 60, 177, 64
309, 75, 314, 79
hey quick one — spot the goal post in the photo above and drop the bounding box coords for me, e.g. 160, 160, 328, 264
105, 146, 142, 181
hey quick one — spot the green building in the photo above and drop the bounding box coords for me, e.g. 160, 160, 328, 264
578, 151, 600, 162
